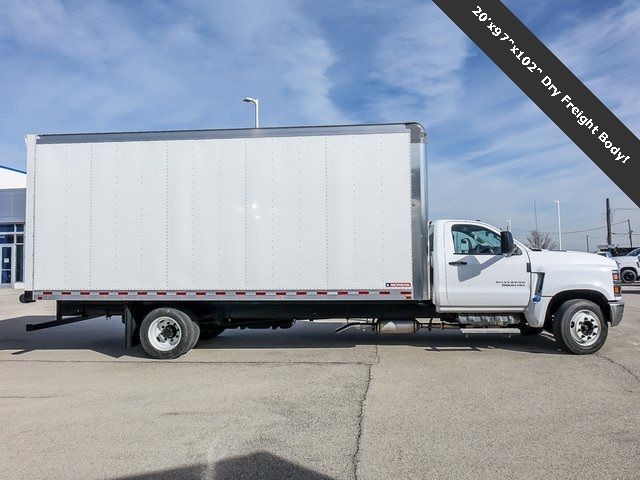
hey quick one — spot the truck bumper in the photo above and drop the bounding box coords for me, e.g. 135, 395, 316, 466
609, 300, 625, 327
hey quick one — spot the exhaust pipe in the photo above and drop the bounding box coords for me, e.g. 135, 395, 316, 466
375, 319, 421, 334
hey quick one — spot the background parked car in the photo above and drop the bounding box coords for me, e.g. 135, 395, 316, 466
612, 250, 640, 282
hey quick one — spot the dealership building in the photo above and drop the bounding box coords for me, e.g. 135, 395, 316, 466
0, 165, 26, 288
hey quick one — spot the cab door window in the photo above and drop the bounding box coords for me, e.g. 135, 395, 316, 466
452, 224, 502, 255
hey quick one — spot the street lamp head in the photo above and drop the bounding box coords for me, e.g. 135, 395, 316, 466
242, 97, 260, 128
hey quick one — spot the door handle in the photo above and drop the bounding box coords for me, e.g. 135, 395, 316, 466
449, 261, 467, 266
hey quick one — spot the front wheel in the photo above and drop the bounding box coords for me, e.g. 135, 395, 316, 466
552, 299, 608, 354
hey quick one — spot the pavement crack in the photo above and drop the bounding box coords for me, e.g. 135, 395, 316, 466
596, 353, 640, 386
353, 340, 379, 480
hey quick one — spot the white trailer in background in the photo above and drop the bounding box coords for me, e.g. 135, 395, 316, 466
21, 123, 624, 358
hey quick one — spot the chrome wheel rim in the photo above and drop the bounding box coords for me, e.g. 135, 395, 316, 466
569, 310, 601, 347
148, 317, 182, 351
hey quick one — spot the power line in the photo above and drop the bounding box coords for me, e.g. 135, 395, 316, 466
564, 220, 628, 234
514, 220, 628, 236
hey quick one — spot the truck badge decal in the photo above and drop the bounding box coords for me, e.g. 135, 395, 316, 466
496, 280, 526, 287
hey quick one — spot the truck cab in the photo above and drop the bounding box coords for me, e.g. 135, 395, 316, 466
430, 220, 624, 353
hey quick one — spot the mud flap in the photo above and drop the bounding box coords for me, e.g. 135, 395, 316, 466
124, 304, 141, 350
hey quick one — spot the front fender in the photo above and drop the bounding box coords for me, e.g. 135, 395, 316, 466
524, 287, 615, 328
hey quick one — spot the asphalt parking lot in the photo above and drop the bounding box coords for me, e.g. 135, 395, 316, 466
1, 289, 639, 480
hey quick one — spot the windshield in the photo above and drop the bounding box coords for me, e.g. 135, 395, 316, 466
627, 248, 640, 256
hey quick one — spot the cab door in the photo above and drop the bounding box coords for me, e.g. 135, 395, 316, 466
443, 222, 531, 308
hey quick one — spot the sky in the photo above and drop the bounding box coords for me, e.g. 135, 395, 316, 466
0, 0, 638, 251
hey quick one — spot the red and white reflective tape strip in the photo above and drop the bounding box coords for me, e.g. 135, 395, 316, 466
33, 290, 413, 299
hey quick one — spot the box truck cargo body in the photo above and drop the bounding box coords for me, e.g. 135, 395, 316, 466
25, 123, 427, 299
21, 123, 625, 358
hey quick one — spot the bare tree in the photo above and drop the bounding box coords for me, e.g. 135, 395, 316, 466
526, 230, 558, 250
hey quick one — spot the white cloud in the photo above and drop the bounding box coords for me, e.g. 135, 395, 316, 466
369, 2, 471, 125
0, 0, 348, 169
549, 2, 640, 132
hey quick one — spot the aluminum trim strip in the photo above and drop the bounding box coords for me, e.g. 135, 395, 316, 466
410, 142, 429, 301
34, 123, 418, 145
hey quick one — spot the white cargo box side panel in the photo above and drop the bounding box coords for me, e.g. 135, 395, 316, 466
32, 143, 92, 290
195, 138, 246, 289
30, 129, 414, 293
325, 134, 412, 288
245, 136, 329, 289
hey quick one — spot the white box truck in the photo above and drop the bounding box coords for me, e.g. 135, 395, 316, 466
21, 123, 624, 358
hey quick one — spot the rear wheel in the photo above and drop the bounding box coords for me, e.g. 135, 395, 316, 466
180, 309, 201, 350
552, 299, 608, 354
139, 308, 195, 359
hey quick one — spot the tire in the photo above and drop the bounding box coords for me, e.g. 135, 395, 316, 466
519, 325, 544, 336
190, 320, 201, 349
200, 324, 225, 340
139, 308, 195, 359
621, 268, 637, 283
552, 299, 608, 354
181, 309, 201, 350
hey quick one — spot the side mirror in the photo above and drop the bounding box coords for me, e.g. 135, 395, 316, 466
501, 231, 516, 257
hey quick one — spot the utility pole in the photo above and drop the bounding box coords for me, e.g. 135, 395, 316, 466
507, 219, 512, 232
586, 235, 590, 252
533, 200, 539, 231
606, 198, 612, 246
628, 219, 633, 248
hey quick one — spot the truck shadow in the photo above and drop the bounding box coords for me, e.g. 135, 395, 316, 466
110, 451, 335, 479
199, 323, 563, 355
0, 315, 565, 358
0, 315, 126, 358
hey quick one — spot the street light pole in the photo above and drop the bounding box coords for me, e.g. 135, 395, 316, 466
586, 235, 590, 252
553, 200, 562, 250
242, 97, 260, 128
507, 219, 512, 232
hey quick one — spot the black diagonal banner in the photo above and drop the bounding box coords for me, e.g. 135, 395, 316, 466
433, 0, 640, 206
